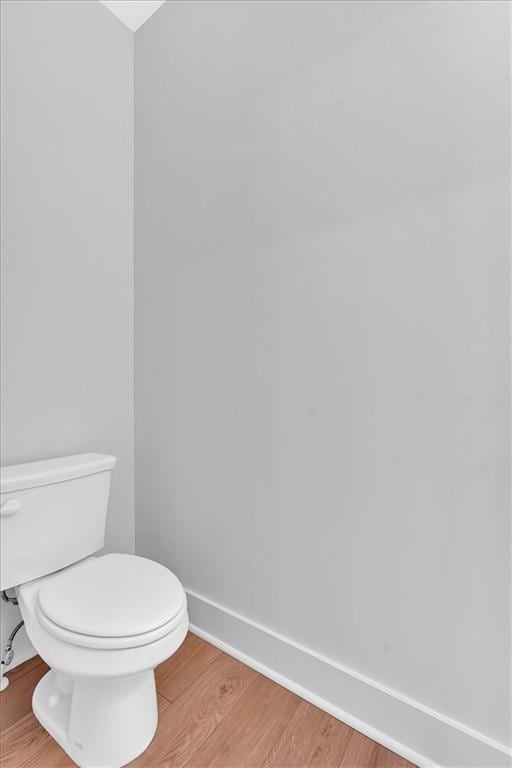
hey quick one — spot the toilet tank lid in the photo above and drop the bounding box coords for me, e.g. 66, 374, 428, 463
1, 453, 117, 494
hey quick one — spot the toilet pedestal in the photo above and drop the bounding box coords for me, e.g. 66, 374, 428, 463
33, 668, 158, 767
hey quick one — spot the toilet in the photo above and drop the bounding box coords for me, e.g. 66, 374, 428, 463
0, 453, 188, 768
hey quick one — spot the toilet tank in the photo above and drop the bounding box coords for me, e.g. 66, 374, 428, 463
0, 454, 116, 590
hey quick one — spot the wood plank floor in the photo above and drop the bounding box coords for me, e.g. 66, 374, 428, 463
0, 633, 415, 768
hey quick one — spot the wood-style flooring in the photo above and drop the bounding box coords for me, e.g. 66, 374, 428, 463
0, 633, 416, 768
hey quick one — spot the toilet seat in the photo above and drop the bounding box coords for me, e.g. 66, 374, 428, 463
36, 553, 186, 650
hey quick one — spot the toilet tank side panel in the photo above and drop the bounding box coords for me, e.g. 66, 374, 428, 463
0, 471, 111, 590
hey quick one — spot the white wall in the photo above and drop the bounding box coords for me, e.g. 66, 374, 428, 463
1, 0, 134, 665
135, 0, 510, 762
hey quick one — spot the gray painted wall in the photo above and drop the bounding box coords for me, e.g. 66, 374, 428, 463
135, 0, 510, 748
1, 0, 134, 661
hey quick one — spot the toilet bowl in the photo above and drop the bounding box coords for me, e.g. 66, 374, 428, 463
18, 553, 189, 768
1, 454, 188, 768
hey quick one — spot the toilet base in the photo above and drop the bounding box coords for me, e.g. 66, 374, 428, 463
33, 668, 158, 768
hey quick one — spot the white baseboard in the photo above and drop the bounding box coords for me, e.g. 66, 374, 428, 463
186, 589, 511, 768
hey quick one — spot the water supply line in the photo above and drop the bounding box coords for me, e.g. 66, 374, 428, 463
2, 620, 24, 667
1, 590, 23, 690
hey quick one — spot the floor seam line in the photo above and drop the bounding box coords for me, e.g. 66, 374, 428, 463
155, 649, 225, 705
258, 696, 303, 767
179, 671, 262, 768
335, 727, 358, 768
0, 710, 37, 738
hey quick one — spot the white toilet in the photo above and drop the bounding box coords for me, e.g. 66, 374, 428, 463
0, 453, 188, 768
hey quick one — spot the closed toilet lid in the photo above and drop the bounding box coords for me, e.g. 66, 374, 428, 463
38, 554, 186, 638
